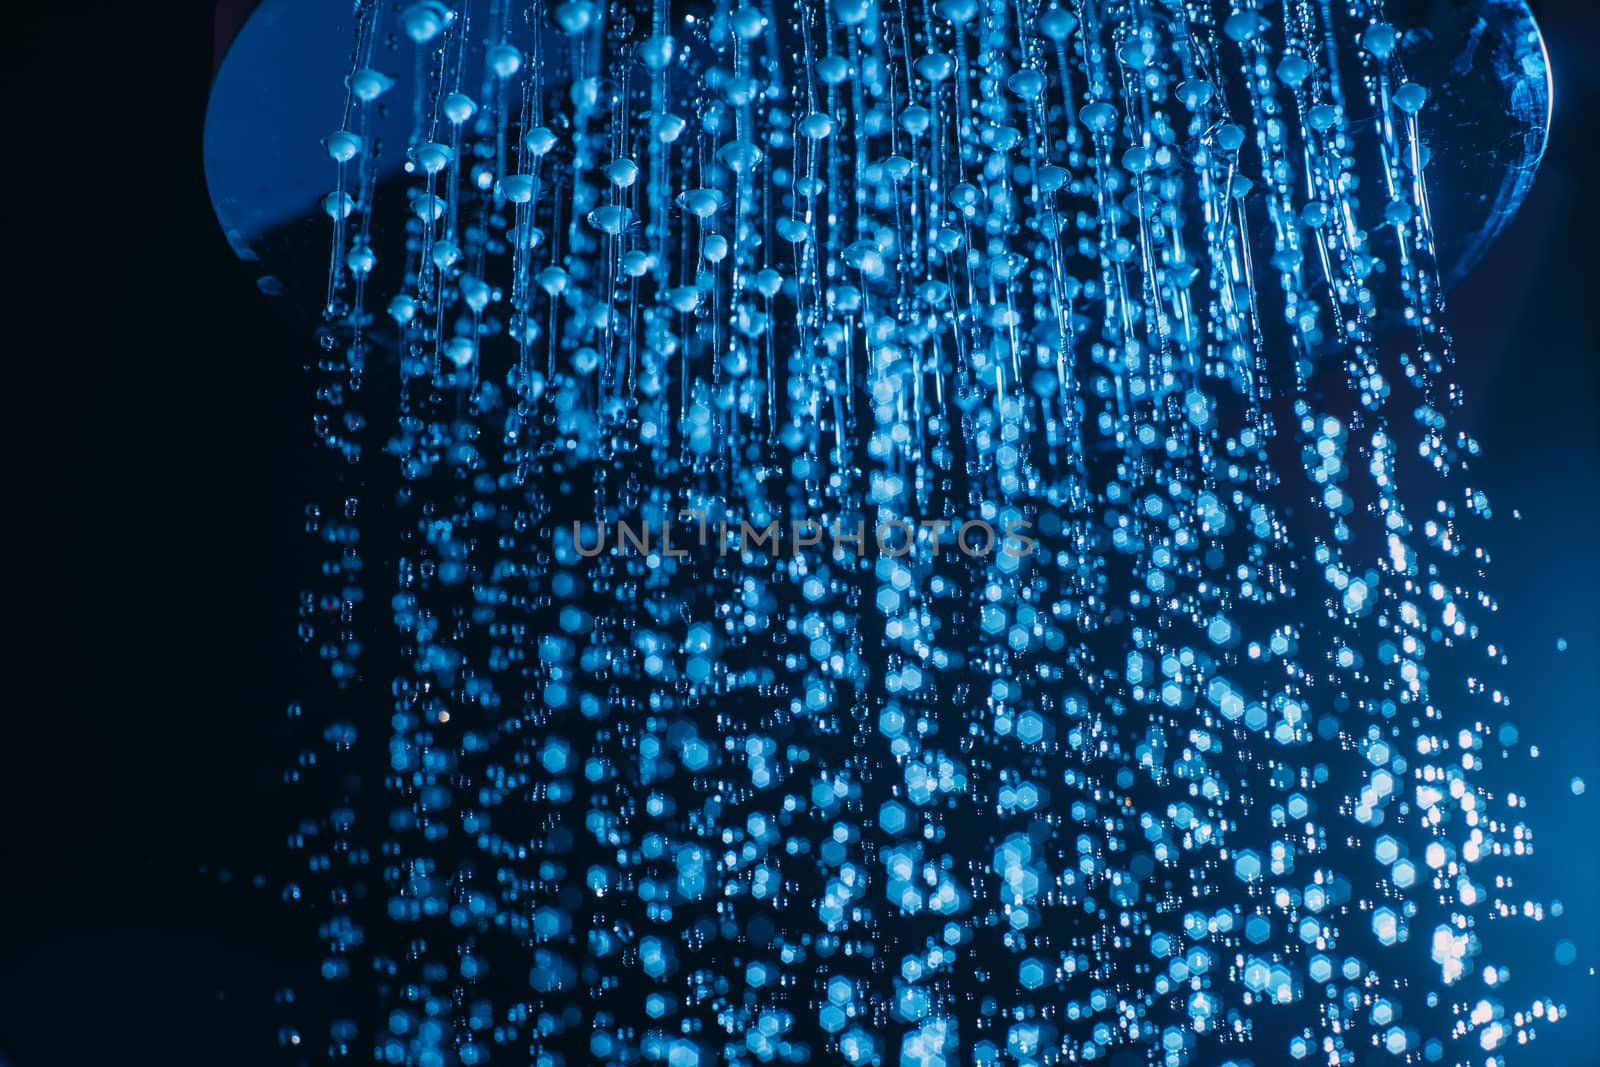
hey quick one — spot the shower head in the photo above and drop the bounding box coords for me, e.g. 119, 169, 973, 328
205, 0, 1549, 349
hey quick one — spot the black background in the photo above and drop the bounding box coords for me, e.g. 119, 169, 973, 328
3, 1, 1597, 1064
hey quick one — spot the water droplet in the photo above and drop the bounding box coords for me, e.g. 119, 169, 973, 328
345, 68, 393, 102
399, 1, 454, 44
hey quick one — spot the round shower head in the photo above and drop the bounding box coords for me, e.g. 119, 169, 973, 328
205, 0, 1550, 343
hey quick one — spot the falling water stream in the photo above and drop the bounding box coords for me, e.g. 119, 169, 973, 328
275, 0, 1571, 1063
